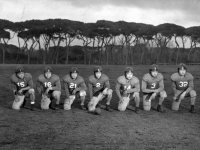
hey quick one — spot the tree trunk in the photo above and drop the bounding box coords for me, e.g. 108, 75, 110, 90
65, 46, 69, 64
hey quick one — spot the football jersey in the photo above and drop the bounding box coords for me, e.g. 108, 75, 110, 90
63, 75, 86, 94
117, 75, 139, 94
37, 74, 61, 91
142, 73, 163, 90
88, 74, 110, 93
171, 72, 194, 91
10, 73, 33, 91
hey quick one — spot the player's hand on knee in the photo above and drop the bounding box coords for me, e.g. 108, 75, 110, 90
102, 88, 108, 95
151, 92, 157, 99
154, 89, 159, 93
72, 89, 77, 95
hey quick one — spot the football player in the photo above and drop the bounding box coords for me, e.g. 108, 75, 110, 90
141, 64, 167, 112
36, 66, 61, 110
10, 65, 35, 110
88, 66, 113, 112
171, 63, 196, 113
63, 67, 87, 110
116, 67, 140, 113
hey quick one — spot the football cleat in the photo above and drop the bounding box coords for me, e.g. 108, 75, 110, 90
105, 104, 113, 112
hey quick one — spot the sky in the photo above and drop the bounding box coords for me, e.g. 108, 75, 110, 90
1, 0, 200, 28
1, 0, 200, 47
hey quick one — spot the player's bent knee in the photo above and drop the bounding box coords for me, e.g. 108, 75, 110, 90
28, 89, 35, 95
160, 90, 167, 98
107, 89, 113, 95
80, 90, 86, 97
190, 90, 197, 97
52, 91, 61, 98
134, 92, 139, 97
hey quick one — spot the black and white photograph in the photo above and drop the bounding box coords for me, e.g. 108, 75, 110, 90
0, 0, 200, 149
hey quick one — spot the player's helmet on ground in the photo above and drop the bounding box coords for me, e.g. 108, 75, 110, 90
178, 63, 187, 71
44, 66, 53, 73
70, 67, 79, 74
94, 66, 102, 73
15, 65, 24, 74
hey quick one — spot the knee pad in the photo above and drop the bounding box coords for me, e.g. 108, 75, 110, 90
160, 90, 167, 98
12, 95, 25, 110
118, 97, 130, 111
41, 95, 51, 110
88, 97, 99, 112
190, 90, 197, 98
64, 95, 75, 110
52, 91, 61, 99
80, 90, 86, 97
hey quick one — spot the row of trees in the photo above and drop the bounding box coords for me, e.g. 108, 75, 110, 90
0, 19, 200, 65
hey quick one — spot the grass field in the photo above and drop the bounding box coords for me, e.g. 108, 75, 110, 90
0, 65, 200, 150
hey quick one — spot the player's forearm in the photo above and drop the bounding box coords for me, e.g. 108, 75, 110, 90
28, 80, 34, 88
21, 86, 31, 91
63, 83, 70, 98
142, 88, 154, 93
75, 86, 87, 91
128, 87, 140, 93
185, 87, 193, 94
37, 87, 43, 95
89, 90, 93, 100
51, 85, 61, 91
116, 89, 122, 99
157, 86, 164, 92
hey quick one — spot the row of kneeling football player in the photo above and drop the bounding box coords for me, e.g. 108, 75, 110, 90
9, 63, 196, 114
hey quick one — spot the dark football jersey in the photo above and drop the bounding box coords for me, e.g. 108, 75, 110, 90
63, 75, 86, 94
142, 73, 163, 90
37, 74, 61, 91
171, 72, 194, 91
116, 75, 139, 94
88, 74, 110, 94
10, 73, 33, 91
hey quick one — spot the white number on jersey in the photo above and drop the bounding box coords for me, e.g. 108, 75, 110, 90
17, 82, 25, 87
45, 82, 52, 87
179, 81, 188, 87
151, 83, 156, 89
69, 83, 77, 89
96, 83, 101, 87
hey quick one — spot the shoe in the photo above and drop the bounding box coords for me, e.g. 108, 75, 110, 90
135, 107, 139, 114
105, 104, 113, 112
81, 105, 87, 110
50, 103, 59, 110
31, 104, 36, 111
54, 104, 59, 110
157, 105, 165, 113
189, 108, 196, 113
